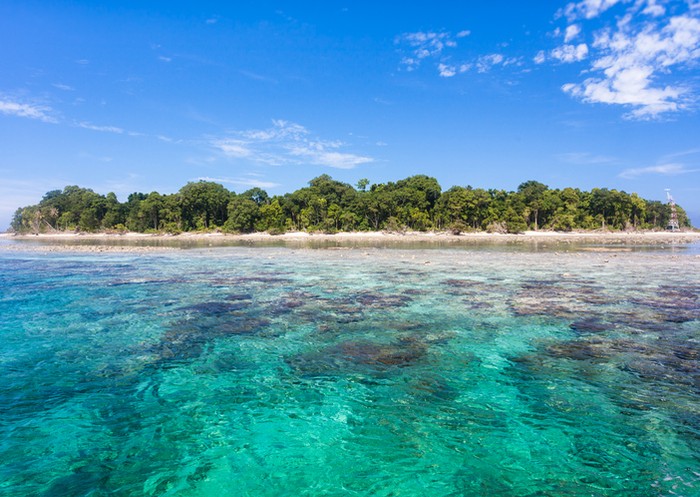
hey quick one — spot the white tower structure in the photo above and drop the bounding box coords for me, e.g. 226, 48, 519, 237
666, 189, 680, 232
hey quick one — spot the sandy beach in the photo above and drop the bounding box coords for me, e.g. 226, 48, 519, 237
1, 230, 699, 253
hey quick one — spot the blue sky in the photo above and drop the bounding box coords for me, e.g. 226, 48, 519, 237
1, 0, 700, 229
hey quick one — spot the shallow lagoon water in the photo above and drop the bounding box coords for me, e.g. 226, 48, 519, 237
1, 244, 698, 496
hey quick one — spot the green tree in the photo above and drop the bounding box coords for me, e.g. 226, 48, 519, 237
179, 181, 231, 230
356, 178, 370, 192
257, 199, 286, 233
240, 187, 270, 206
102, 192, 126, 229
223, 197, 261, 233
8, 177, 694, 234
138, 192, 165, 231
518, 180, 548, 230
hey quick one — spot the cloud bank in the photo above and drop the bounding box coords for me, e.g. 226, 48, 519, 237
212, 120, 373, 170
557, 0, 700, 119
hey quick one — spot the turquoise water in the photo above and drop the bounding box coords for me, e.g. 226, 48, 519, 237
1, 245, 698, 496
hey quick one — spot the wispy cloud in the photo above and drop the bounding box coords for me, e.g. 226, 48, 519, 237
619, 163, 700, 178
212, 120, 374, 170
553, 1, 700, 119
475, 54, 520, 73
557, 151, 618, 164
77, 152, 113, 163
0, 98, 57, 123
658, 148, 700, 161
77, 121, 124, 134
396, 29, 521, 77
396, 31, 462, 71
52, 83, 75, 91
239, 70, 278, 84
197, 176, 280, 189
214, 139, 252, 158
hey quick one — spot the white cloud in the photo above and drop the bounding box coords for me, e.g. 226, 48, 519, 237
565, 24, 582, 42
561, 0, 624, 21
0, 99, 56, 123
212, 120, 374, 170
52, 83, 75, 91
534, 50, 547, 63
308, 151, 373, 169
557, 3, 700, 119
477, 54, 502, 72
77, 122, 124, 134
438, 63, 457, 77
395, 28, 523, 77
643, 1, 666, 17
215, 139, 252, 158
619, 163, 700, 178
396, 31, 453, 70
475, 54, 520, 72
552, 43, 589, 62
197, 177, 280, 189
396, 30, 470, 71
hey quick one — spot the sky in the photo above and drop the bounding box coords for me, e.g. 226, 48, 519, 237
1, 0, 700, 229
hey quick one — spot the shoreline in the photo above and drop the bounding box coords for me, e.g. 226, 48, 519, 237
1, 230, 700, 253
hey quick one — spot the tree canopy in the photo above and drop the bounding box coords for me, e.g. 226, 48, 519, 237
10, 176, 691, 234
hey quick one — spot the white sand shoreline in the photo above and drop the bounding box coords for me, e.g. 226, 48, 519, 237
1, 230, 700, 253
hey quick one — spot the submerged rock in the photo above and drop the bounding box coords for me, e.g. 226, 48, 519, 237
627, 284, 700, 324
226, 293, 253, 302
569, 318, 609, 334
286, 338, 427, 377
336, 339, 427, 366
355, 291, 413, 308
233, 275, 294, 285
179, 301, 248, 315
150, 309, 271, 364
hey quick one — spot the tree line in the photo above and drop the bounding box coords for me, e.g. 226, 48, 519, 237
10, 175, 691, 234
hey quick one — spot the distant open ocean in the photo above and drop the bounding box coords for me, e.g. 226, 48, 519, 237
1, 243, 698, 496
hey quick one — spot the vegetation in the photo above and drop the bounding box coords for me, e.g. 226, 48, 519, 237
10, 175, 691, 234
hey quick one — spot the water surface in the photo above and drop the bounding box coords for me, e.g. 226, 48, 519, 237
1, 245, 698, 496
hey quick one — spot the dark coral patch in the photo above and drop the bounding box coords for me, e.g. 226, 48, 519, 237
569, 319, 609, 334
286, 338, 427, 377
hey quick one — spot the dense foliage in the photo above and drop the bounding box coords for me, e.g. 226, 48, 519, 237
10, 175, 691, 234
